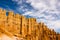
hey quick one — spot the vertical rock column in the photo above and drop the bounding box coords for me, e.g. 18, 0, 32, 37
26, 18, 36, 40
35, 23, 39, 40
31, 18, 36, 32
0, 8, 7, 29
22, 16, 27, 37
26, 18, 34, 40
27, 18, 32, 35
43, 24, 49, 40
2, 9, 7, 31
0, 9, 6, 25
38, 22, 44, 40
25, 18, 32, 40
56, 34, 60, 40
0, 8, 3, 25
13, 14, 21, 35
52, 30, 56, 40
7, 11, 14, 32
31, 18, 36, 40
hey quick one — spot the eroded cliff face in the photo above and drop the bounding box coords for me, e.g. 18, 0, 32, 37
0, 8, 60, 40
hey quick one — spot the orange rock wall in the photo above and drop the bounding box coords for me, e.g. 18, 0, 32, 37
0, 8, 60, 40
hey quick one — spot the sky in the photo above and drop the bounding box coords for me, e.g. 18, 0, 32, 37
0, 0, 60, 33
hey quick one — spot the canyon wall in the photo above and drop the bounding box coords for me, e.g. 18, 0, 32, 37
0, 8, 60, 40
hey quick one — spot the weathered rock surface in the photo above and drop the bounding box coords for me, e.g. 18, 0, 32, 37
0, 8, 60, 40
